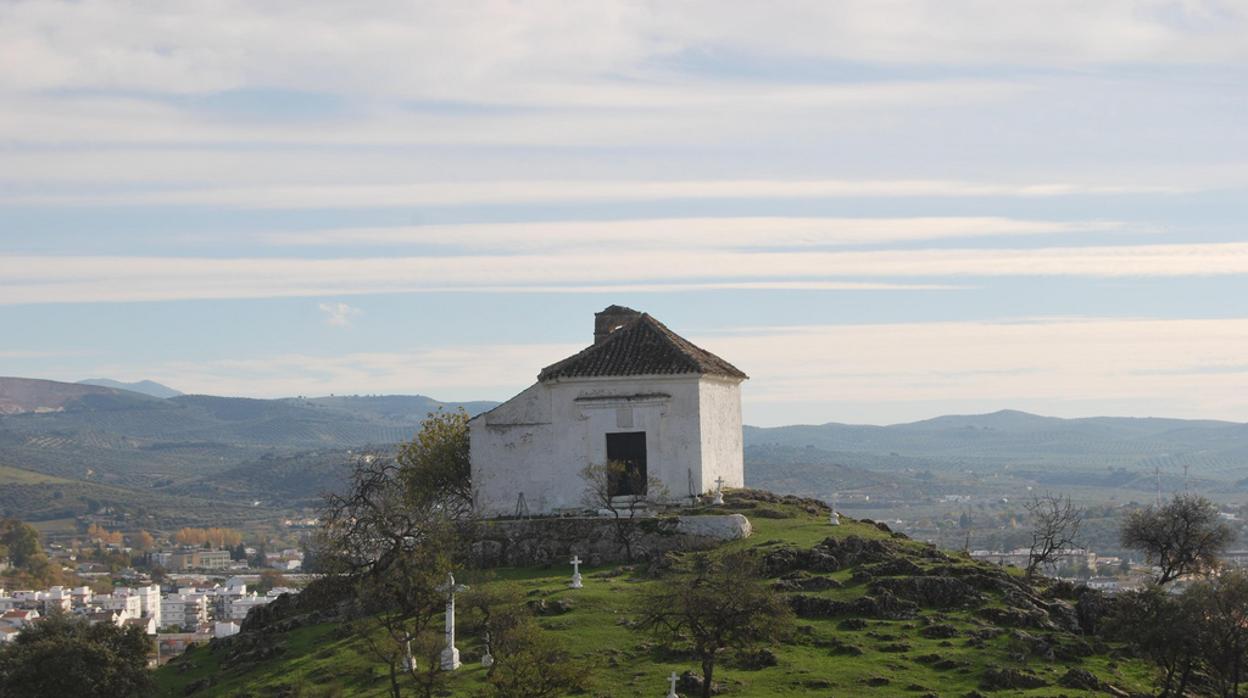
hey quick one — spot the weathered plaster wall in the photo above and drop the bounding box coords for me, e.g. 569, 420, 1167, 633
471, 375, 706, 516
697, 376, 745, 493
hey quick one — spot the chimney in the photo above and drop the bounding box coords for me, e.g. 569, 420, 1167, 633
594, 305, 641, 344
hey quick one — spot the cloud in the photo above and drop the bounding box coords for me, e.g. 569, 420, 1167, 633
716, 316, 1248, 424
101, 316, 1248, 425
265, 217, 1134, 250
134, 343, 582, 400
317, 302, 361, 327
0, 178, 1185, 208
2, 2, 1245, 98
0, 241, 1245, 304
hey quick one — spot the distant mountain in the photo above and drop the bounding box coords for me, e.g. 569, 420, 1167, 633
0, 376, 498, 493
79, 378, 183, 399
0, 376, 160, 415
7, 373, 1248, 520
745, 409, 1248, 501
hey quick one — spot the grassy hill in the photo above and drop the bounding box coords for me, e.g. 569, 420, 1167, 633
155, 491, 1154, 697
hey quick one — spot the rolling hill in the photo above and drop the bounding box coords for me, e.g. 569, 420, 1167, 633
79, 378, 184, 399
744, 409, 1248, 501
0, 377, 498, 518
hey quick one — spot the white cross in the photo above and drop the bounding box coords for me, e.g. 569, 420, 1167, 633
711, 476, 726, 505
667, 671, 679, 698
569, 555, 584, 589
436, 573, 469, 670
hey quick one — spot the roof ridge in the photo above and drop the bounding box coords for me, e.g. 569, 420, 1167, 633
537, 312, 747, 382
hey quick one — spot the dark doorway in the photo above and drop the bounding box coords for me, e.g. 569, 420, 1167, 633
606, 431, 647, 497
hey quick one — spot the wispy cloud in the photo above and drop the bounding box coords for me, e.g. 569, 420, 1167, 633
3, 2, 1245, 98
317, 301, 360, 327
266, 217, 1134, 250
137, 343, 582, 399
0, 241, 1244, 304
102, 316, 1248, 425
0, 178, 1187, 209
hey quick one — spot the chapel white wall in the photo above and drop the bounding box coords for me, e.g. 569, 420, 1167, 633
470, 375, 711, 516
697, 377, 745, 493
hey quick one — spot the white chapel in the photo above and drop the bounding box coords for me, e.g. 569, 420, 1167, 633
469, 305, 748, 517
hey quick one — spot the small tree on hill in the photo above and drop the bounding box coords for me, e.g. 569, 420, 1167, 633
1106, 584, 1203, 696
1121, 493, 1235, 585
322, 411, 475, 698
481, 611, 586, 698
323, 454, 461, 698
1023, 493, 1083, 577
637, 552, 793, 698
0, 613, 154, 698
397, 409, 473, 516
1190, 570, 1248, 698
581, 460, 667, 562
0, 518, 59, 586
462, 583, 587, 697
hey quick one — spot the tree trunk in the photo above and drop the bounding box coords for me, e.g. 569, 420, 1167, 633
1176, 659, 1192, 698
1233, 635, 1240, 698
389, 660, 402, 698
701, 658, 714, 698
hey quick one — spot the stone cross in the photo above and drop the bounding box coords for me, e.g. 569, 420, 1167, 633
401, 635, 415, 673
569, 555, 584, 589
436, 572, 469, 670
480, 628, 494, 668
829, 495, 840, 526
667, 671, 680, 698
711, 476, 725, 506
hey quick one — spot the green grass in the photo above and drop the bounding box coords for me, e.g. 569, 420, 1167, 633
156, 494, 1156, 697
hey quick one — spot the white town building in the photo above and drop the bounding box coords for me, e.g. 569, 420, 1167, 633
470, 306, 748, 517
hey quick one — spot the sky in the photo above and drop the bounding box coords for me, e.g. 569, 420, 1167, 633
2, 1, 1248, 426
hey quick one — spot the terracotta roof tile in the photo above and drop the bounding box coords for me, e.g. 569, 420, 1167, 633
538, 313, 747, 381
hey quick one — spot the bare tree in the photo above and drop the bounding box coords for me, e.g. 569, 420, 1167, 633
581, 460, 667, 562
322, 440, 475, 698
636, 552, 793, 698
1023, 493, 1083, 577
1121, 493, 1236, 585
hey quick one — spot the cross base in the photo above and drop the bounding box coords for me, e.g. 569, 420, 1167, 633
570, 573, 583, 589
440, 646, 461, 671
829, 511, 840, 526
481, 653, 494, 668
711, 491, 724, 505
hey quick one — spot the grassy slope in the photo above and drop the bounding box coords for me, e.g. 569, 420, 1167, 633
156, 495, 1155, 697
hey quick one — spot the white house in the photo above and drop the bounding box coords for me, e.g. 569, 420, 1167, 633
470, 305, 748, 517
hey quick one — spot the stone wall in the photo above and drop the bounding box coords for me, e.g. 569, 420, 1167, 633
471, 514, 751, 567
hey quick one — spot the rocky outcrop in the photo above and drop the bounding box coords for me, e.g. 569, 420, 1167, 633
980, 667, 1048, 691
1059, 668, 1130, 696
471, 514, 750, 567
674, 514, 751, 540
762, 534, 926, 577
869, 576, 985, 609
772, 571, 843, 592
789, 589, 919, 620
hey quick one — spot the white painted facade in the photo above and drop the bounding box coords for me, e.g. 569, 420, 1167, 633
470, 339, 745, 517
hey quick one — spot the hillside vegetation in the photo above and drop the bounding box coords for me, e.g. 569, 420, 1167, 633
0, 377, 496, 496
156, 491, 1153, 697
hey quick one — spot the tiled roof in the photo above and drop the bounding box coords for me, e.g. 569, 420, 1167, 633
538, 313, 747, 381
